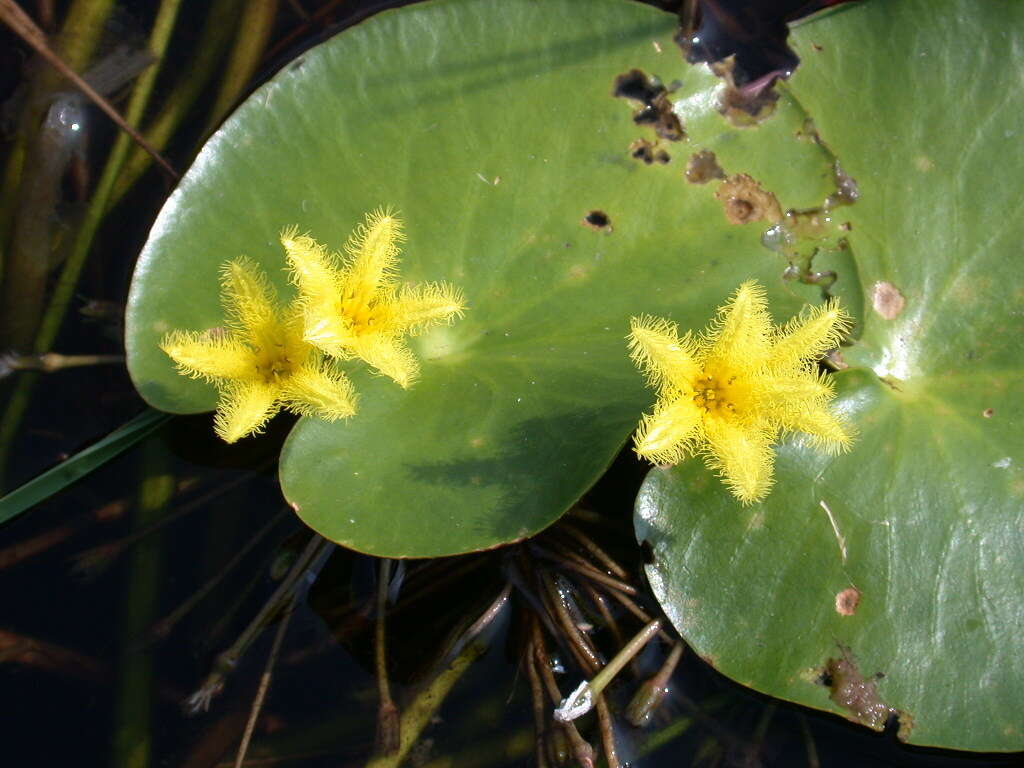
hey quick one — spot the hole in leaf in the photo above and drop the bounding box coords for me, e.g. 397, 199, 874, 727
582, 210, 612, 232
612, 69, 685, 141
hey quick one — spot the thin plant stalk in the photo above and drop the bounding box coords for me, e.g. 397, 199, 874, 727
233, 593, 297, 768
626, 641, 685, 727
0, 0, 114, 270
363, 640, 486, 768
533, 545, 638, 595
530, 619, 595, 768
187, 535, 331, 712
374, 558, 400, 756
556, 522, 630, 580
72, 459, 275, 576
0, 0, 177, 178
202, 0, 280, 136
799, 714, 821, 768
554, 619, 662, 723
2, 352, 123, 373
598, 585, 675, 644
0, 0, 183, 484
594, 695, 620, 768
111, 0, 244, 203
147, 511, 286, 642
523, 635, 551, 768
538, 574, 601, 676
0, 408, 172, 517
112, 439, 173, 768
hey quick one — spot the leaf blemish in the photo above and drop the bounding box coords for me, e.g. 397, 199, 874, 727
715, 173, 782, 225
629, 139, 671, 165
818, 645, 906, 734
685, 149, 725, 184
835, 586, 860, 616
871, 281, 906, 320
612, 69, 685, 142
582, 210, 612, 233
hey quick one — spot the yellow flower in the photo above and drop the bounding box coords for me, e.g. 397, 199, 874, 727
281, 210, 465, 388
628, 281, 854, 503
160, 258, 357, 443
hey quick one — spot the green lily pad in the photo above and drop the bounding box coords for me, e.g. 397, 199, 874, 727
636, 0, 1024, 751
128, 0, 848, 556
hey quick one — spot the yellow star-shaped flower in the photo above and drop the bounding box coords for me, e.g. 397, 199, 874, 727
160, 258, 357, 443
628, 281, 854, 503
281, 210, 466, 388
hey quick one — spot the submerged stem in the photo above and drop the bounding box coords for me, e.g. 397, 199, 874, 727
233, 593, 296, 768
553, 619, 662, 723
374, 559, 400, 756
186, 534, 331, 713
364, 640, 486, 768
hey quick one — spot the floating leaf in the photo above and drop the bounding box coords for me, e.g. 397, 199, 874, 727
636, 0, 1024, 750
127, 0, 847, 556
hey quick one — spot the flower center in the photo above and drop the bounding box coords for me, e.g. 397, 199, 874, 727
256, 350, 294, 382
253, 332, 300, 383
692, 374, 738, 415
343, 298, 383, 334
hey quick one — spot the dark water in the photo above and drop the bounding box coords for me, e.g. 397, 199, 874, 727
0, 2, 1020, 767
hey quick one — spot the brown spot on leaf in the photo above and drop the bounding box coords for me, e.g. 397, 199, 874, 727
685, 149, 725, 184
820, 646, 898, 732
612, 69, 685, 141
835, 587, 860, 616
715, 174, 782, 225
871, 282, 905, 320
983, 408, 994, 418
582, 210, 612, 233
629, 139, 671, 165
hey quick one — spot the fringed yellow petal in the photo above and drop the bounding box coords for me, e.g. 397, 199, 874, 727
769, 298, 851, 371
788, 407, 855, 454
220, 258, 278, 345
345, 209, 404, 303
354, 333, 420, 388
628, 315, 700, 393
702, 416, 775, 504
160, 330, 255, 382
704, 281, 773, 369
279, 301, 314, 367
389, 282, 466, 335
759, 371, 834, 416
280, 362, 358, 421
213, 380, 280, 443
302, 312, 360, 359
634, 398, 703, 465
282, 228, 342, 313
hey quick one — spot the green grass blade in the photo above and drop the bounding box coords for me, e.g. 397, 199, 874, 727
0, 408, 173, 524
